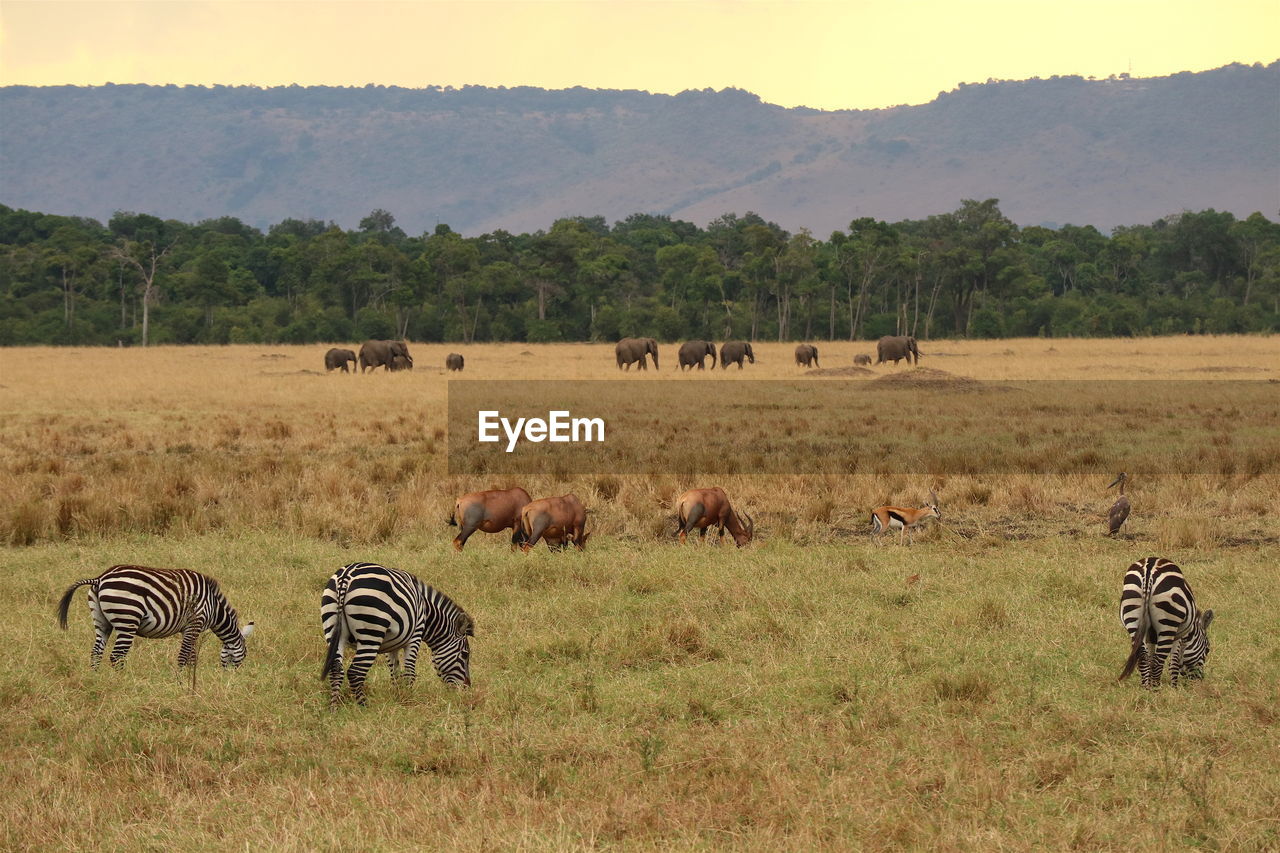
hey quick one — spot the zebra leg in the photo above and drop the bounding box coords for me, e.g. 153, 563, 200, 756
177, 622, 205, 669
401, 638, 423, 687
387, 650, 403, 684
1147, 639, 1171, 689
345, 642, 382, 706
1170, 638, 1186, 688
108, 627, 139, 669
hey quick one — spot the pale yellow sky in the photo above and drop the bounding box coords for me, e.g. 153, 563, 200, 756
1, 0, 1276, 109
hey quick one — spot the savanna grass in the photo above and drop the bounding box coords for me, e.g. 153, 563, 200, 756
1, 338, 1278, 850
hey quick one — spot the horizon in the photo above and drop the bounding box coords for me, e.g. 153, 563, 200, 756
1, 1, 1277, 111
3, 58, 1276, 114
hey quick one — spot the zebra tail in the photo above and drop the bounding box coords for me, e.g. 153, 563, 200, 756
56, 579, 96, 630
1118, 594, 1150, 681
320, 576, 349, 681
321, 611, 344, 681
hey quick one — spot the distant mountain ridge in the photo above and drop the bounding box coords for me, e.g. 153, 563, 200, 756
1, 62, 1276, 235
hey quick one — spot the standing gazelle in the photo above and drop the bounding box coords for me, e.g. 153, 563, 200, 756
871, 490, 941, 544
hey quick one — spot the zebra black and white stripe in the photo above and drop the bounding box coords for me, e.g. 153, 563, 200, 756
57, 565, 254, 669
320, 561, 474, 706
1119, 556, 1214, 688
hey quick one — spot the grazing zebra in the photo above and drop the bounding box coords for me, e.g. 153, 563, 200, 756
1119, 557, 1214, 688
320, 561, 474, 707
56, 565, 254, 669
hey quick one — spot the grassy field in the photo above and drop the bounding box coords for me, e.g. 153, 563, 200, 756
1, 337, 1278, 850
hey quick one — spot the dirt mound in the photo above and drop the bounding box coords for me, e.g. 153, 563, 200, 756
805, 366, 875, 377
868, 367, 983, 389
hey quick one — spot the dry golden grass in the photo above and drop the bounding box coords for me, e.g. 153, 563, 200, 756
1, 337, 1278, 850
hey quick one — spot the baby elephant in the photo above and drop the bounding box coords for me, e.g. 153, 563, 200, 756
325, 348, 357, 373
446, 353, 464, 371
854, 354, 872, 366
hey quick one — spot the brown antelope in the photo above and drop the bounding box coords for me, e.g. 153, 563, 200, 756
448, 487, 532, 550
871, 490, 940, 544
519, 494, 589, 552
675, 487, 754, 547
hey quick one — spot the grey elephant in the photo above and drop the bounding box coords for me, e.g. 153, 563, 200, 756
794, 344, 819, 368
875, 335, 919, 366
324, 348, 357, 373
616, 337, 659, 371
446, 353, 464, 371
359, 340, 412, 373
854, 354, 872, 366
389, 354, 413, 371
677, 340, 717, 370
720, 341, 755, 369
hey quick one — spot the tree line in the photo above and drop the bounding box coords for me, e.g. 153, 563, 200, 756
1, 200, 1276, 346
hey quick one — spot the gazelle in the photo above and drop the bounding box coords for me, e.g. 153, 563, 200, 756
871, 490, 940, 544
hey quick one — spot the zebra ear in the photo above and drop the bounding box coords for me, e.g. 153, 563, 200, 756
241, 622, 256, 638
1200, 610, 1214, 629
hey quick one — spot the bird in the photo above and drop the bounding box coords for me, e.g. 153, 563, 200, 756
1107, 472, 1131, 536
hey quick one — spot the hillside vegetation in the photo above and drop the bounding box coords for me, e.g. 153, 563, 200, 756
1, 62, 1276, 235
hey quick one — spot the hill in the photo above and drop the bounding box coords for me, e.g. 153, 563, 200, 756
1, 62, 1276, 234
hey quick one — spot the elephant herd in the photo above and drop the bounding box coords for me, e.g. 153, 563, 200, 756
619, 335, 921, 371
324, 341, 464, 374
325, 335, 921, 375
617, 338, 758, 371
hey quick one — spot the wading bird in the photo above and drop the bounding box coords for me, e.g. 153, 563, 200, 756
1107, 473, 1130, 536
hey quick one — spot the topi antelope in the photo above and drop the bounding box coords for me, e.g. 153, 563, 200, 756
449, 487, 532, 551
871, 490, 940, 544
1106, 473, 1131, 536
519, 494, 590, 552
675, 487, 755, 547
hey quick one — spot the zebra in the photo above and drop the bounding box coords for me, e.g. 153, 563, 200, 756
56, 565, 254, 670
320, 561, 474, 707
1119, 556, 1214, 688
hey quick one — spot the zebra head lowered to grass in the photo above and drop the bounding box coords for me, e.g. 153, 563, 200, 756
1119, 557, 1214, 688
56, 565, 254, 670
320, 561, 474, 708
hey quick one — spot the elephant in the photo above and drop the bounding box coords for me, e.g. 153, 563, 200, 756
720, 341, 755, 369
616, 337, 659, 371
389, 354, 413, 371
876, 335, 919, 366
794, 344, 819, 368
677, 340, 717, 370
854, 354, 872, 366
446, 353, 464, 372
324, 348, 357, 373
359, 340, 412, 373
